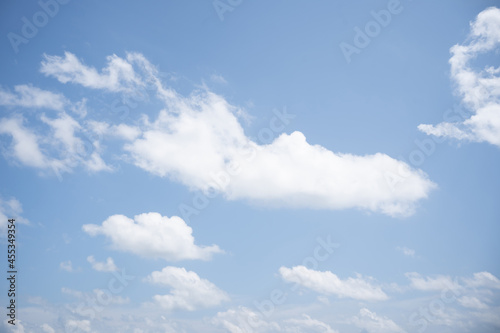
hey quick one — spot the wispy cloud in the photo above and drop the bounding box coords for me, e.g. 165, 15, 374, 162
279, 265, 388, 301
86, 256, 118, 272
396, 246, 416, 257
349, 308, 406, 333
419, 7, 500, 147
0, 84, 67, 110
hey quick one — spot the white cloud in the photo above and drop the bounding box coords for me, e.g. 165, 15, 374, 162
464, 271, 500, 289
406, 271, 500, 313
88, 120, 140, 141
0, 84, 66, 110
41, 111, 82, 156
0, 113, 111, 174
405, 272, 462, 291
82, 212, 222, 261
0, 196, 28, 234
419, 7, 500, 147
123, 89, 435, 217
87, 255, 118, 272
145, 266, 229, 311
350, 308, 406, 333
396, 246, 415, 257
41, 323, 56, 333
2, 319, 25, 333
38, 51, 435, 217
458, 295, 488, 309
0, 116, 48, 169
279, 265, 388, 301
213, 307, 339, 333
65, 319, 91, 332
60, 260, 74, 272
212, 306, 281, 333
62, 287, 129, 305
284, 314, 339, 333
41, 52, 144, 93
113, 123, 141, 141
210, 74, 227, 84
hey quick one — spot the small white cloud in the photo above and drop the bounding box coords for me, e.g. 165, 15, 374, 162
41, 323, 56, 333
65, 319, 91, 332
0, 196, 28, 234
350, 308, 406, 333
60, 260, 74, 272
62, 287, 129, 305
70, 98, 88, 118
279, 265, 388, 301
317, 295, 330, 305
0, 116, 48, 169
406, 272, 462, 291
213, 308, 338, 333
396, 246, 415, 257
419, 7, 500, 147
464, 271, 500, 289
41, 52, 144, 93
82, 212, 222, 261
212, 306, 281, 333
458, 296, 489, 309
87, 255, 118, 272
145, 266, 229, 311
88, 120, 140, 141
113, 123, 141, 141
0, 84, 66, 110
284, 314, 339, 333
210, 74, 227, 84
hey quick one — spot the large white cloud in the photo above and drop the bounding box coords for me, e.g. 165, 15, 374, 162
419, 7, 500, 147
145, 266, 229, 311
82, 212, 222, 261
123, 86, 435, 217
28, 51, 436, 216
279, 265, 388, 301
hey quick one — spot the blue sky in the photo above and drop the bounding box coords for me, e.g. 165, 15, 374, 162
1, 0, 500, 332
